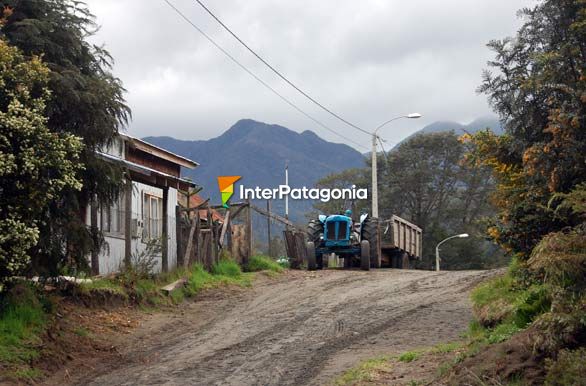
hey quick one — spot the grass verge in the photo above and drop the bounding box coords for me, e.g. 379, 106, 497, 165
334, 355, 390, 385
334, 342, 463, 385
0, 283, 50, 382
246, 255, 284, 273
2, 257, 282, 382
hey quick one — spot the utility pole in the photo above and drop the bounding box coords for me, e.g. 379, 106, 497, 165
284, 162, 289, 221
370, 113, 422, 218
266, 200, 272, 257
371, 133, 379, 218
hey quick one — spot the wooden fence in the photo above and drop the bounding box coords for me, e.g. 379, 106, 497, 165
177, 199, 307, 270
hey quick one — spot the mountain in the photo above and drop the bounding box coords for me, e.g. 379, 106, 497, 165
394, 116, 504, 148
144, 119, 366, 222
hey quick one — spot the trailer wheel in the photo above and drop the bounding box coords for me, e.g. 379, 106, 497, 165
360, 240, 370, 271
306, 242, 317, 271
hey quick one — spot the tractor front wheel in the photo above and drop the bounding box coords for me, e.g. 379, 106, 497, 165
306, 242, 317, 271
360, 240, 370, 271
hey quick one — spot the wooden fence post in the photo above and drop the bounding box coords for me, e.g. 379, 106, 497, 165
244, 199, 252, 267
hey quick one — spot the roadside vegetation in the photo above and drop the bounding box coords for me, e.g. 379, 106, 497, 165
0, 284, 50, 381
336, 0, 586, 383
246, 254, 285, 273
0, 254, 285, 382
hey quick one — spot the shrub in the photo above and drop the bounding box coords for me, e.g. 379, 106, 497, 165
529, 226, 586, 296
545, 348, 586, 386
471, 273, 550, 329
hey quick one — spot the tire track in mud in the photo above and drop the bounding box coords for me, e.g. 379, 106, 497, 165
62, 269, 497, 386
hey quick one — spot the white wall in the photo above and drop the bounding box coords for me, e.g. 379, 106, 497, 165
87, 181, 179, 276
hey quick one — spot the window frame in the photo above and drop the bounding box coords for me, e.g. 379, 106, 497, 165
143, 193, 163, 240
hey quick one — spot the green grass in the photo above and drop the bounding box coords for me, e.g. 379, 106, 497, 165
431, 342, 462, 354
212, 258, 242, 277
78, 278, 126, 295
0, 258, 265, 383
12, 367, 42, 381
183, 262, 252, 296
247, 255, 284, 273
0, 284, 50, 378
398, 350, 421, 362
334, 355, 390, 385
471, 271, 550, 331
73, 327, 90, 337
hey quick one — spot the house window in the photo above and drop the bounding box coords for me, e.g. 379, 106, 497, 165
100, 194, 125, 235
143, 194, 163, 239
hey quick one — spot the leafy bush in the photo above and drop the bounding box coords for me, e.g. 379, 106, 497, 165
529, 225, 586, 297
117, 238, 162, 285
0, 40, 83, 281
247, 255, 284, 273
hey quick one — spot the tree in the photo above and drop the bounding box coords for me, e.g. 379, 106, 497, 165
380, 132, 501, 269
470, 0, 586, 258
0, 39, 83, 280
310, 168, 369, 218
0, 1, 130, 275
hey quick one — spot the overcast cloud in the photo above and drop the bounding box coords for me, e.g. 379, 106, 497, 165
85, 0, 534, 150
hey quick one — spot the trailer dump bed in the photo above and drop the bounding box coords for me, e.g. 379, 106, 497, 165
380, 215, 423, 268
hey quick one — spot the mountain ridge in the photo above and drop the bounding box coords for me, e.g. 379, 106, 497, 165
144, 119, 367, 222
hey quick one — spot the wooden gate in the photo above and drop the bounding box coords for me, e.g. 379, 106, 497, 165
283, 230, 306, 269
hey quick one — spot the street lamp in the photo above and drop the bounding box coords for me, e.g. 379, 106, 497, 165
371, 113, 422, 218
435, 233, 469, 271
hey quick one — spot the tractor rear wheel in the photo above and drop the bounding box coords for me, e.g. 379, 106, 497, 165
307, 220, 324, 243
361, 217, 380, 268
343, 256, 352, 269
360, 240, 370, 271
306, 242, 317, 271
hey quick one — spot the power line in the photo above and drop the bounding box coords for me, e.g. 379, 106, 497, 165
162, 0, 369, 151
192, 0, 372, 136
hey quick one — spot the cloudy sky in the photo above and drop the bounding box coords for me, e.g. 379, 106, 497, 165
86, 0, 534, 151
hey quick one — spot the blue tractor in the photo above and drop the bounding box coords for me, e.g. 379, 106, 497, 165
306, 211, 380, 271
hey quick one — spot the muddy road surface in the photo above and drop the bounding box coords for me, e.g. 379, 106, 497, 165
62, 269, 496, 386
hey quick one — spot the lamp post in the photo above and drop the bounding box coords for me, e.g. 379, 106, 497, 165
371, 113, 422, 218
435, 233, 469, 271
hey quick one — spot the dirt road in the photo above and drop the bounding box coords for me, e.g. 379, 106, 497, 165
63, 269, 496, 386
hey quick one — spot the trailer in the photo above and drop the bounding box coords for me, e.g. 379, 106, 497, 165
379, 215, 423, 269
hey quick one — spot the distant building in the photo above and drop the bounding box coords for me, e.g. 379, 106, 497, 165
87, 133, 198, 275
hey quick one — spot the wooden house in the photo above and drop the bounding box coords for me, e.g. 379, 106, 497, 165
87, 133, 198, 275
